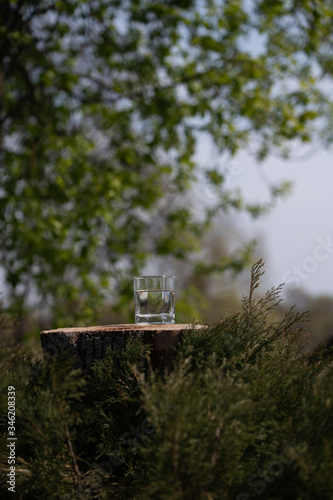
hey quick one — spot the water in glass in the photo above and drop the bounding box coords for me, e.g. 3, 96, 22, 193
134, 288, 175, 324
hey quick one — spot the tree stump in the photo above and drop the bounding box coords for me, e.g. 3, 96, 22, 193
40, 323, 203, 372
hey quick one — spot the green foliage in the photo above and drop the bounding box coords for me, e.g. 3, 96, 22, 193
1, 1, 333, 324
1, 262, 333, 498
0, 338, 148, 499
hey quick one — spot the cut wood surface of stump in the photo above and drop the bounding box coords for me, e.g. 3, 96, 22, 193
40, 323, 204, 371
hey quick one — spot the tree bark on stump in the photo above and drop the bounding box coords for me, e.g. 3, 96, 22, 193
40, 324, 203, 372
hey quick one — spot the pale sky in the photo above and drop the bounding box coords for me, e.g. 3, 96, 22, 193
226, 147, 333, 299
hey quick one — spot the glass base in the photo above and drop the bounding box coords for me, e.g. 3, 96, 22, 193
135, 313, 175, 325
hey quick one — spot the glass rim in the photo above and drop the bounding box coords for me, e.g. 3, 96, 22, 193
134, 274, 175, 279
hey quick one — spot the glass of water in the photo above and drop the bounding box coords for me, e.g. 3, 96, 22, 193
134, 275, 175, 324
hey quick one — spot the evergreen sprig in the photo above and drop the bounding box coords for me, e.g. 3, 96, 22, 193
0, 261, 333, 499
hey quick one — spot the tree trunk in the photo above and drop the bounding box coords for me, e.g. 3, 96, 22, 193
40, 323, 203, 372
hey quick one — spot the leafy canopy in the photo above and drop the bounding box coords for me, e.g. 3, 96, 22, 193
0, 0, 333, 323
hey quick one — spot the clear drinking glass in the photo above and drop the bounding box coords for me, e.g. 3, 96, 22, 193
134, 275, 175, 324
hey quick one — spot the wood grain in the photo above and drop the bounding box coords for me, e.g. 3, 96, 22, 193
40, 323, 204, 371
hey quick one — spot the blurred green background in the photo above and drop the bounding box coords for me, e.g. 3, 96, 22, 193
1, 0, 333, 352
